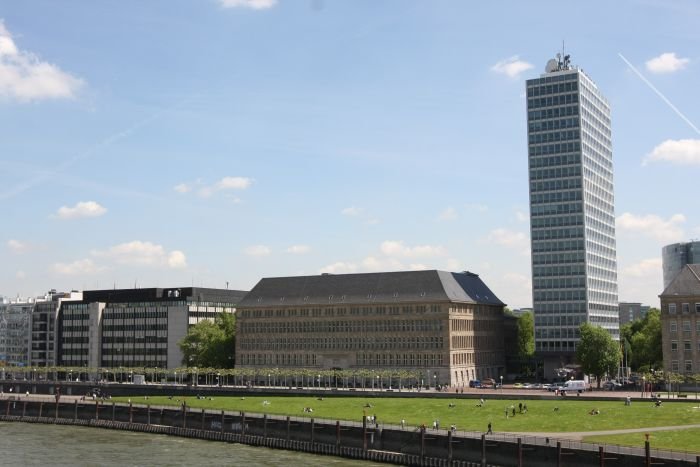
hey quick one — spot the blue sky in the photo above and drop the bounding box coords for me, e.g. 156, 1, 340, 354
1, 0, 699, 308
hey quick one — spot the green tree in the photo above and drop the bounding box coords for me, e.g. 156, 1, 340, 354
576, 323, 622, 388
620, 308, 662, 371
179, 313, 236, 368
517, 311, 535, 358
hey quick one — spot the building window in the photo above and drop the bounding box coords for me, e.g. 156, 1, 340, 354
696, 303, 700, 313
682, 303, 690, 314
684, 341, 691, 351
685, 361, 693, 373
683, 321, 691, 332
671, 341, 678, 352
670, 321, 677, 333
668, 303, 676, 314
671, 360, 679, 372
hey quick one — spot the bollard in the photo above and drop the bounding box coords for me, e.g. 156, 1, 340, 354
112, 402, 116, 422
645, 440, 650, 467
201, 408, 205, 429
241, 412, 245, 435
147, 405, 151, 425
55, 399, 59, 420
221, 410, 225, 434
421, 425, 427, 463
310, 418, 315, 445
263, 413, 268, 439
286, 416, 291, 441
481, 433, 486, 467
39, 401, 43, 418
448, 429, 453, 463
21, 401, 26, 418
129, 401, 133, 424
557, 441, 562, 467
336, 420, 341, 447
599, 445, 605, 467
95, 400, 99, 421
74, 400, 78, 422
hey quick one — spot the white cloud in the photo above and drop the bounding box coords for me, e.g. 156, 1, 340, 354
446, 258, 461, 271
167, 251, 187, 269
645, 52, 690, 74
286, 244, 310, 254
215, 176, 253, 190
175, 176, 253, 198
218, 0, 277, 9
622, 258, 662, 277
54, 201, 107, 220
515, 210, 528, 222
437, 207, 458, 221
341, 206, 363, 216
380, 240, 446, 258
644, 139, 700, 166
92, 240, 187, 269
485, 228, 529, 254
174, 183, 192, 193
244, 245, 271, 257
617, 212, 685, 242
465, 203, 488, 213
319, 261, 357, 274
0, 20, 83, 100
52, 259, 102, 276
491, 56, 534, 79
7, 239, 28, 254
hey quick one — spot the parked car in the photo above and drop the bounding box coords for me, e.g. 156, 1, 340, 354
468, 380, 481, 388
603, 380, 622, 391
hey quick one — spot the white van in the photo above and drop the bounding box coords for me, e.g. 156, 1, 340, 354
561, 380, 588, 392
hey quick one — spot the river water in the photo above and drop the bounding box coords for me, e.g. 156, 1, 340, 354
0, 422, 382, 466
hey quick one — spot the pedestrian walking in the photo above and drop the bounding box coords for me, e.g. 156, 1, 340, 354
487, 422, 493, 434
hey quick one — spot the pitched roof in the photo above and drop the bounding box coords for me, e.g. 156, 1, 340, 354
238, 270, 505, 308
660, 264, 700, 297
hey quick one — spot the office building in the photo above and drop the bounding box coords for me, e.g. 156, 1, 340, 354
57, 287, 247, 370
0, 298, 33, 367
526, 53, 619, 377
29, 290, 82, 367
662, 241, 700, 290
618, 302, 650, 326
236, 270, 506, 387
660, 264, 700, 375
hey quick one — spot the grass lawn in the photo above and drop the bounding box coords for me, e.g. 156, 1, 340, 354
583, 428, 700, 454
114, 395, 700, 433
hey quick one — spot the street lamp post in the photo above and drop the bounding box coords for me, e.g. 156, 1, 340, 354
642, 376, 646, 398
500, 375, 503, 393
317, 374, 321, 389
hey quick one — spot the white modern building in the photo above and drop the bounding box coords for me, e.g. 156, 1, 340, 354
526, 53, 619, 377
0, 298, 34, 367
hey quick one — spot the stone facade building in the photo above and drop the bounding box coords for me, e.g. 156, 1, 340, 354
235, 270, 506, 387
660, 264, 700, 375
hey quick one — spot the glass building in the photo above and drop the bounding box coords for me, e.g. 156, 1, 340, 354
526, 54, 619, 375
662, 241, 700, 290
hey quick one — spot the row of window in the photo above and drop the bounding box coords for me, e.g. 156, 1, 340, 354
240, 319, 445, 334
669, 321, 700, 333
531, 190, 582, 205
240, 304, 444, 319
528, 105, 579, 122
670, 360, 694, 373
239, 335, 445, 351
668, 303, 700, 314
529, 117, 579, 134
531, 202, 583, 218
532, 227, 584, 241
670, 340, 700, 352
529, 142, 582, 157
528, 92, 580, 109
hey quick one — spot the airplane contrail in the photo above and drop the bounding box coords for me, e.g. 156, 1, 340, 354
618, 53, 700, 136
0, 94, 198, 201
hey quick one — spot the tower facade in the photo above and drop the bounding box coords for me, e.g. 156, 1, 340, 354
662, 241, 700, 290
526, 54, 619, 377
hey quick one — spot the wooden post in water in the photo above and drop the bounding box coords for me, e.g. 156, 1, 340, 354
310, 418, 315, 445
129, 401, 133, 424
335, 420, 341, 447
447, 429, 453, 463
112, 402, 115, 422
599, 446, 605, 467
517, 437, 522, 467
645, 439, 651, 467
362, 415, 367, 451
73, 400, 78, 422
263, 413, 268, 439
22, 401, 26, 418
38, 402, 43, 418
286, 416, 291, 441
221, 410, 225, 434
241, 412, 245, 435
147, 405, 150, 425
95, 400, 99, 421
201, 408, 205, 429
556, 441, 562, 467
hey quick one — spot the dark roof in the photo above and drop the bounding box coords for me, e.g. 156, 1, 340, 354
238, 270, 505, 308
78, 287, 248, 304
660, 264, 700, 297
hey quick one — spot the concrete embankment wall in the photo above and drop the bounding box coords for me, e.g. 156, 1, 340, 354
0, 399, 697, 467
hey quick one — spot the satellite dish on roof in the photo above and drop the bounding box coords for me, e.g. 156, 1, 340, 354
545, 59, 559, 73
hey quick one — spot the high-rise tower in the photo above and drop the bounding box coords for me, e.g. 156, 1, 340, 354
526, 53, 619, 377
